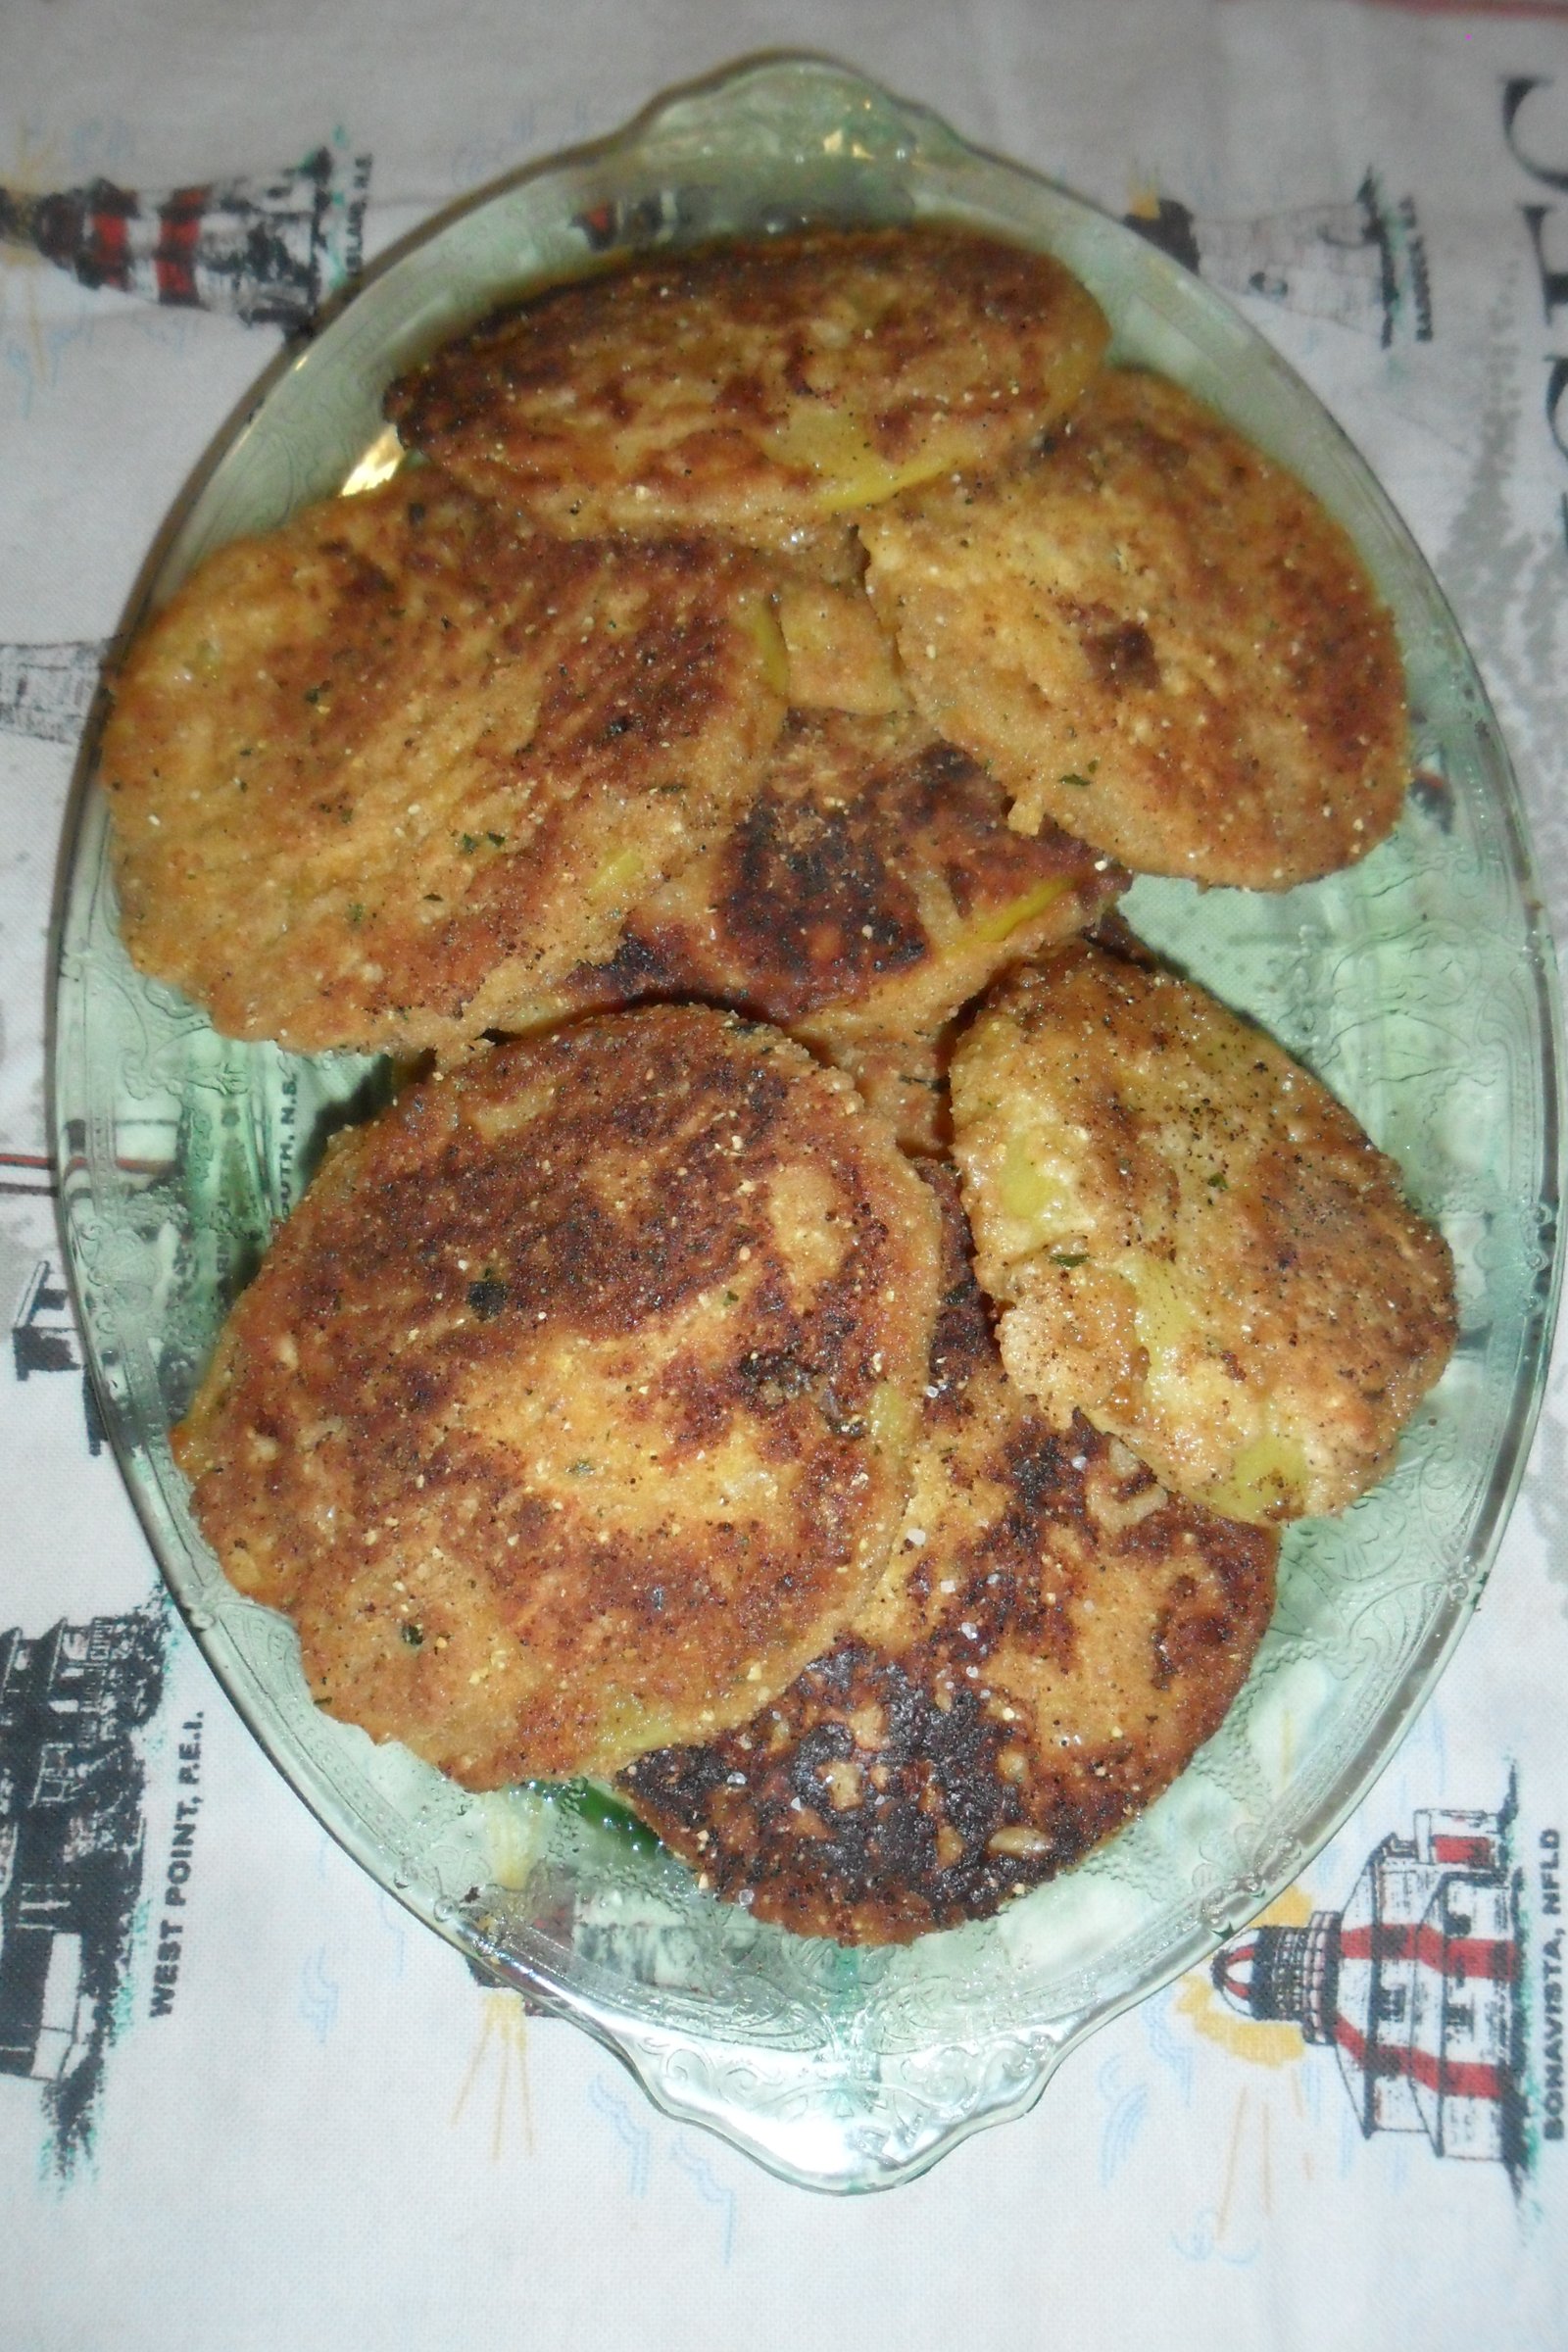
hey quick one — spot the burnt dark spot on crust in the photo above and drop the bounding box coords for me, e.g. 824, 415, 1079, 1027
737, 1347, 816, 1409
621, 1636, 1134, 1944
519, 712, 1123, 1122
1085, 619, 1160, 694
619, 1174, 1278, 1942
710, 784, 928, 1011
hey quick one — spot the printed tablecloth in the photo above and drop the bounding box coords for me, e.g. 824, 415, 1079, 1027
4, 3, 1567, 2345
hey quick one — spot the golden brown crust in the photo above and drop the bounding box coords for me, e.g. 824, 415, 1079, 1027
172, 1006, 942, 1782
384, 226, 1109, 553
101, 477, 786, 1054
770, 563, 908, 716
137, 228, 1441, 1941
506, 710, 1126, 1148
621, 1168, 1278, 1942
860, 367, 1410, 889
950, 943, 1456, 1522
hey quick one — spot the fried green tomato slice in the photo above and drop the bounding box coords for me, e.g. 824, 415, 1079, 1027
383, 225, 1109, 554
100, 476, 787, 1054
859, 367, 1410, 889
950, 944, 1456, 1525
172, 1006, 942, 1785
621, 1169, 1277, 1943
512, 710, 1126, 1152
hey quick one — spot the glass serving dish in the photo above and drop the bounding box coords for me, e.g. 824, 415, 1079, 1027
51, 55, 1564, 2192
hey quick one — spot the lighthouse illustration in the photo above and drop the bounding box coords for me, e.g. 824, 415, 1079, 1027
0, 144, 369, 329
1213, 1802, 1524, 2171
1125, 171, 1432, 347
0, 1607, 166, 2172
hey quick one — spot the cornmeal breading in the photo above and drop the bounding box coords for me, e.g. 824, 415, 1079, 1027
172, 1006, 942, 1784
509, 710, 1126, 1150
135, 216, 1446, 1938
859, 367, 1409, 889
101, 477, 787, 1054
770, 564, 908, 716
383, 226, 1109, 553
622, 1170, 1278, 1943
950, 943, 1455, 1524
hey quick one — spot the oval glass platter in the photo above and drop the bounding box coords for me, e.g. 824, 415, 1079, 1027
51, 55, 1564, 2192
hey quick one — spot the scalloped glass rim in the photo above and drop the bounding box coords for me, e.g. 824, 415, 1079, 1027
50, 55, 1565, 2192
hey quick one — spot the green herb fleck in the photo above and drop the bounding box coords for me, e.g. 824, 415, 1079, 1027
1051, 1251, 1088, 1268
400, 1621, 424, 1648
458, 832, 479, 853
346, 902, 366, 926
1060, 773, 1094, 791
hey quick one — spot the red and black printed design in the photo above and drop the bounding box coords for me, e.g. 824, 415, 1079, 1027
1215, 1788, 1531, 2184
571, 183, 856, 257
574, 185, 714, 254
0, 145, 370, 328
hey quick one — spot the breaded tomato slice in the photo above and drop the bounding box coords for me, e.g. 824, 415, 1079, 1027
101, 477, 787, 1054
623, 1169, 1277, 1942
950, 943, 1455, 1523
173, 1006, 942, 1784
384, 226, 1108, 554
860, 367, 1409, 889
513, 710, 1126, 1152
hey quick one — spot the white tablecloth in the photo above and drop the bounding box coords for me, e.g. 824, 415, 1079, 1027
3, 3, 1567, 2344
